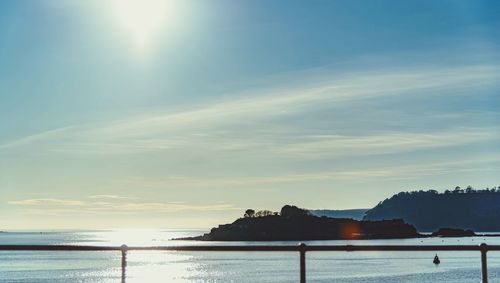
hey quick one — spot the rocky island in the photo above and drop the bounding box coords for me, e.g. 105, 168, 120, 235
177, 205, 421, 241
431, 228, 476, 237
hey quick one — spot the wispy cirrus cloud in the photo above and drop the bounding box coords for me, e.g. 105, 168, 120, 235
88, 194, 139, 200
82, 64, 500, 139
1, 63, 499, 158
8, 198, 86, 206
274, 127, 499, 158
8, 197, 239, 216
115, 154, 500, 189
0, 127, 72, 150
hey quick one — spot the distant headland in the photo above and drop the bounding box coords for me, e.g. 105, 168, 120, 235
364, 186, 500, 231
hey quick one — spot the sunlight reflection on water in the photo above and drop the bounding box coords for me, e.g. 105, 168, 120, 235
2, 230, 500, 282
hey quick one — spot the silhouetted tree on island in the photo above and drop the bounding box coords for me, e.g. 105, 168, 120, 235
280, 205, 309, 218
364, 186, 500, 231
244, 209, 278, 217
244, 209, 255, 218
255, 210, 275, 217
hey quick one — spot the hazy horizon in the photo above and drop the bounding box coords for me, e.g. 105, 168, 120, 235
1, 0, 499, 230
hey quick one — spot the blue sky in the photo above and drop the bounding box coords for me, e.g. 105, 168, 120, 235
1, 0, 499, 229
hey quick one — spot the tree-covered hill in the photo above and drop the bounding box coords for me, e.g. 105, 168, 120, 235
363, 186, 500, 231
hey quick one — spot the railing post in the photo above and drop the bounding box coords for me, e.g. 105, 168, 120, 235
299, 243, 306, 283
121, 244, 128, 283
481, 243, 488, 283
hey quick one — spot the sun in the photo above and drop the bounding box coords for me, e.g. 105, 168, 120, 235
110, 0, 174, 50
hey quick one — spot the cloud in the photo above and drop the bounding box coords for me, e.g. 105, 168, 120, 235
1, 63, 499, 157
273, 127, 499, 158
22, 208, 91, 216
116, 154, 500, 189
8, 197, 238, 216
0, 127, 72, 150
8, 199, 85, 206
107, 202, 237, 212
82, 64, 500, 139
88, 194, 138, 200
51, 126, 498, 161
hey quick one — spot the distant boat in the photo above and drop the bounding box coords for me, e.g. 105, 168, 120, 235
433, 254, 440, 264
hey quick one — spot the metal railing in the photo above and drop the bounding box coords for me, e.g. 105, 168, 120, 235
0, 243, 496, 283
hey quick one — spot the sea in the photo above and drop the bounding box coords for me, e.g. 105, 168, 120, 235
1, 230, 500, 282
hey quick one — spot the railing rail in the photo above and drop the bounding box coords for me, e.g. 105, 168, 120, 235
0, 243, 495, 283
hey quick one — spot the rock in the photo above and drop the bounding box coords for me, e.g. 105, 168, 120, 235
431, 228, 476, 237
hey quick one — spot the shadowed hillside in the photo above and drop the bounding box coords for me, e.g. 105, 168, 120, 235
364, 186, 500, 231
178, 205, 419, 241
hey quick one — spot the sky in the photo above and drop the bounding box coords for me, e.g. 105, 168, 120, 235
0, 0, 499, 229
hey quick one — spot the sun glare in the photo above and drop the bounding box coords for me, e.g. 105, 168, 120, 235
111, 0, 174, 50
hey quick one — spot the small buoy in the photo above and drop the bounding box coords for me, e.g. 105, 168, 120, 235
433, 254, 440, 265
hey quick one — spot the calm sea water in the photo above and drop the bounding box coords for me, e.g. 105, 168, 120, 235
1, 230, 500, 282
